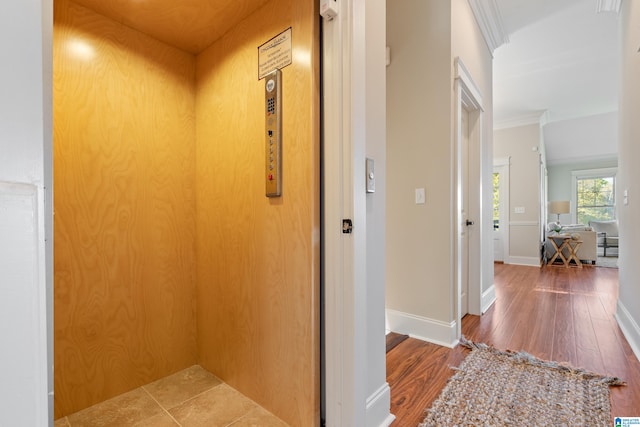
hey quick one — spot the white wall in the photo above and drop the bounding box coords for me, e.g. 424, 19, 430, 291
451, 0, 494, 313
494, 124, 542, 265
363, 0, 392, 425
0, 0, 53, 425
323, 0, 391, 424
616, 1, 640, 361
386, 0, 493, 344
386, 0, 454, 340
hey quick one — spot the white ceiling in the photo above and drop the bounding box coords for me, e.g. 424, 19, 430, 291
492, 0, 620, 164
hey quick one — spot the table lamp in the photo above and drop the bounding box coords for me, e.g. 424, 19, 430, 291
549, 200, 570, 224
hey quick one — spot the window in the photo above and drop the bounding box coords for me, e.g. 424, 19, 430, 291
572, 168, 616, 225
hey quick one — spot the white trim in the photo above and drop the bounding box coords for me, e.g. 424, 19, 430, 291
0, 183, 50, 426
322, 0, 390, 425
365, 384, 395, 427
467, 0, 509, 55
546, 154, 618, 167
481, 284, 496, 314
615, 301, 640, 363
596, 0, 623, 14
454, 58, 485, 335
494, 157, 510, 166
570, 167, 618, 224
1, 0, 53, 423
386, 309, 458, 348
493, 157, 510, 264
570, 167, 618, 178
454, 59, 484, 111
493, 112, 544, 130
322, 2, 355, 424
507, 256, 541, 267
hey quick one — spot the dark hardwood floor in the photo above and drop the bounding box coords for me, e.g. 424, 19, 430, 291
386, 263, 640, 426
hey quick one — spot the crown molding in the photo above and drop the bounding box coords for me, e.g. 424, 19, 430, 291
596, 0, 623, 14
546, 153, 618, 166
493, 112, 545, 130
467, 0, 509, 55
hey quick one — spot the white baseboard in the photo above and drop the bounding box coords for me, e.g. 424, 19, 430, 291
385, 309, 457, 348
615, 301, 640, 363
365, 383, 395, 427
481, 284, 496, 314
506, 256, 540, 267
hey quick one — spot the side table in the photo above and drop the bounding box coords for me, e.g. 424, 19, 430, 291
548, 235, 583, 268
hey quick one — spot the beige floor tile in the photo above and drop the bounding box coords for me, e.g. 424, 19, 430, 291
54, 417, 71, 427
169, 383, 258, 427
227, 406, 289, 427
132, 411, 180, 426
67, 387, 164, 427
143, 365, 221, 410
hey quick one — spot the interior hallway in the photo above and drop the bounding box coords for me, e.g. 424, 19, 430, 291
387, 263, 640, 425
53, 365, 286, 426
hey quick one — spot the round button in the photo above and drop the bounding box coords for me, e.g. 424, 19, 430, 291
267, 79, 275, 92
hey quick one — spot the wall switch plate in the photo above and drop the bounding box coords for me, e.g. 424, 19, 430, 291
415, 188, 425, 205
366, 158, 375, 193
514, 206, 525, 214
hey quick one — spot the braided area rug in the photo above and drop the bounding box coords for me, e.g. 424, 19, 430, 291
420, 338, 625, 427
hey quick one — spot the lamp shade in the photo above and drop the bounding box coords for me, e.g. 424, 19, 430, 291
549, 200, 570, 215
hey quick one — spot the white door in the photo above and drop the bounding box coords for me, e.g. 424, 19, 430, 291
460, 108, 470, 316
455, 57, 484, 323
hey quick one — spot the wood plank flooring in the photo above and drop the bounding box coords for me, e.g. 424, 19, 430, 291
386, 332, 409, 353
386, 263, 640, 426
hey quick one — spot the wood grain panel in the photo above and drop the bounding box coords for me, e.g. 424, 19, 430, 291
53, 0, 197, 418
72, 0, 270, 54
194, 0, 320, 425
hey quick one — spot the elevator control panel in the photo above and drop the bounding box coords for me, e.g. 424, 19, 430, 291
265, 69, 282, 197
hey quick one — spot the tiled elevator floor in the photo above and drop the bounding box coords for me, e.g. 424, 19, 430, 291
54, 365, 288, 427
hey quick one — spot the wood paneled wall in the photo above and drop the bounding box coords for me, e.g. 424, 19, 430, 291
54, 0, 319, 423
70, 0, 270, 54
53, 0, 197, 418
194, 0, 320, 425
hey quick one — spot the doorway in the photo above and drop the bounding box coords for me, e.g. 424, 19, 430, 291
454, 58, 484, 332
493, 158, 510, 263
460, 108, 470, 316
51, 1, 320, 425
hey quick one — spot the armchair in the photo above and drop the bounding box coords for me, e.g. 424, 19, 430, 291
589, 220, 619, 257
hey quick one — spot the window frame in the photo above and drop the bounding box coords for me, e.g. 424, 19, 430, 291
571, 167, 617, 225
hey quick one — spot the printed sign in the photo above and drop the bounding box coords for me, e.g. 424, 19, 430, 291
615, 418, 640, 427
258, 28, 292, 80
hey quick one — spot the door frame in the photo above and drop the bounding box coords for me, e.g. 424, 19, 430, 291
493, 157, 510, 263
322, 6, 363, 423
460, 108, 470, 316
453, 58, 483, 335
321, 0, 391, 425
